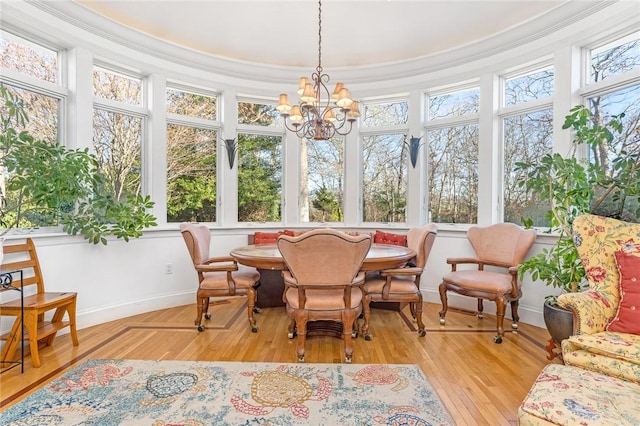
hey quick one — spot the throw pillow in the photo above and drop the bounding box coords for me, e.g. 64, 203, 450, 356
373, 230, 407, 246
606, 250, 640, 334
254, 231, 291, 244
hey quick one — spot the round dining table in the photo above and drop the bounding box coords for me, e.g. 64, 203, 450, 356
230, 243, 416, 308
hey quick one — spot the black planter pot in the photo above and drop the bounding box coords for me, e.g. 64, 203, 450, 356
543, 300, 574, 345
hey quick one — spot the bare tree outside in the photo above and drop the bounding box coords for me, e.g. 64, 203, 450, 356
166, 87, 218, 222
427, 88, 479, 224
361, 101, 408, 223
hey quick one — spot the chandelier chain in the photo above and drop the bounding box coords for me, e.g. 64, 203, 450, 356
317, 0, 322, 72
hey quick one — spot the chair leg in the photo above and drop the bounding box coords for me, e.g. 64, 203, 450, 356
246, 288, 258, 333
494, 297, 506, 344
362, 295, 372, 341
287, 317, 296, 339
343, 312, 355, 363
203, 297, 211, 319
67, 298, 79, 346
23, 310, 41, 368
295, 317, 308, 362
0, 316, 22, 366
510, 300, 520, 329
477, 299, 484, 319
414, 297, 426, 337
195, 296, 206, 331
438, 283, 448, 325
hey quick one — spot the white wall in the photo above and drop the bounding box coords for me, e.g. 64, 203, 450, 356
1, 228, 558, 333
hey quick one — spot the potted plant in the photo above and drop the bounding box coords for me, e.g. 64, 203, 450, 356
0, 85, 157, 245
516, 104, 640, 346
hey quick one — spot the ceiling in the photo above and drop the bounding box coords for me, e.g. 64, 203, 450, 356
73, 0, 574, 69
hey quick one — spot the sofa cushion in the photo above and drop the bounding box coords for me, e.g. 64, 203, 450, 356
607, 251, 640, 334
562, 331, 640, 383
518, 364, 640, 426
373, 230, 407, 246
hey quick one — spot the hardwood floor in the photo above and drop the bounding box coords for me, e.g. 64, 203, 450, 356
0, 298, 559, 424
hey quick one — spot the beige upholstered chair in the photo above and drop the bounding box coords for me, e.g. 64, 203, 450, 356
438, 223, 536, 343
362, 224, 438, 340
180, 223, 260, 333
277, 229, 371, 363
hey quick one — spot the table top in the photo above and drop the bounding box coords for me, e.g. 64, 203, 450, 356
230, 243, 416, 271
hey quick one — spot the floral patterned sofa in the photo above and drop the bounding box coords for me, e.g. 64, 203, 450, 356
558, 214, 640, 383
518, 214, 640, 425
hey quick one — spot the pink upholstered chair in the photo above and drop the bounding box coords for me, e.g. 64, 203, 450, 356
277, 229, 371, 363
362, 224, 438, 340
180, 223, 261, 333
438, 223, 536, 343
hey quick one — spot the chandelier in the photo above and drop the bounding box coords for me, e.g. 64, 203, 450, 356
276, 0, 360, 141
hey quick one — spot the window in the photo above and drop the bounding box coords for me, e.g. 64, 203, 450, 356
166, 86, 218, 222
0, 33, 62, 230
427, 87, 479, 224
237, 99, 283, 223
301, 137, 344, 222
585, 33, 640, 221
238, 100, 281, 126
361, 100, 409, 223
237, 133, 282, 222
0, 31, 57, 83
590, 32, 640, 83
501, 66, 553, 226
92, 65, 144, 202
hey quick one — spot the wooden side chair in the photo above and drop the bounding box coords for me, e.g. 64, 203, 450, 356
180, 223, 261, 333
0, 238, 78, 368
438, 223, 536, 343
277, 229, 371, 363
362, 224, 438, 340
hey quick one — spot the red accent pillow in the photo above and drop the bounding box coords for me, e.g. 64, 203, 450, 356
606, 251, 640, 334
373, 230, 407, 246
253, 230, 293, 244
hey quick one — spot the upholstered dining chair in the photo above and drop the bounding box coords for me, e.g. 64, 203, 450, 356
277, 229, 371, 363
362, 224, 438, 340
180, 223, 261, 333
438, 223, 536, 343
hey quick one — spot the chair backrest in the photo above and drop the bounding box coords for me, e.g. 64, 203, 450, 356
180, 223, 211, 266
407, 224, 438, 268
1, 238, 44, 293
572, 214, 640, 306
468, 223, 537, 266
277, 229, 371, 285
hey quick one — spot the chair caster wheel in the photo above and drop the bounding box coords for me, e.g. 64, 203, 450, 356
345, 356, 352, 364
288, 332, 295, 339
364, 334, 372, 341
478, 313, 484, 319
418, 330, 426, 337
204, 313, 211, 320
512, 323, 518, 330
253, 307, 261, 314
297, 356, 305, 363
493, 335, 503, 344
251, 326, 258, 333
352, 331, 358, 338
439, 318, 446, 325
197, 325, 205, 332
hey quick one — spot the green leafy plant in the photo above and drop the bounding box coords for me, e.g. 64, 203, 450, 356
516, 105, 639, 302
0, 85, 157, 244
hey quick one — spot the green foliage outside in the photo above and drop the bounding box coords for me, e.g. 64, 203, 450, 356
237, 133, 282, 222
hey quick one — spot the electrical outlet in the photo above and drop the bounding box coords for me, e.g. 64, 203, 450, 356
165, 263, 173, 274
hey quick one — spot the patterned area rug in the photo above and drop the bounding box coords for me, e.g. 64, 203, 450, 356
1, 359, 453, 425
